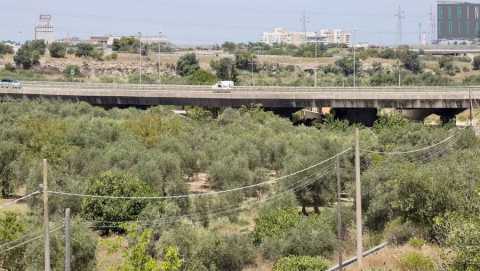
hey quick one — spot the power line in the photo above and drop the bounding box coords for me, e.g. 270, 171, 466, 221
361, 131, 460, 155
0, 225, 63, 255
47, 149, 352, 200
0, 191, 40, 209
83, 163, 337, 228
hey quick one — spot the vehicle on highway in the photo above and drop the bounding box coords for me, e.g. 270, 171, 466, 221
0, 79, 22, 89
212, 81, 234, 90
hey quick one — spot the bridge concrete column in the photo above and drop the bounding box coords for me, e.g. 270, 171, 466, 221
332, 108, 378, 126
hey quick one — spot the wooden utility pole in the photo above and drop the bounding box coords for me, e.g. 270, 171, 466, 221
355, 128, 363, 269
64, 208, 71, 271
336, 157, 343, 271
43, 159, 51, 271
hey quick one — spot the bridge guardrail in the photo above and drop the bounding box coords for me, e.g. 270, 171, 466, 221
20, 81, 480, 93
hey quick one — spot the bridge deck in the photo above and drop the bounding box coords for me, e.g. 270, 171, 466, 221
1, 82, 479, 109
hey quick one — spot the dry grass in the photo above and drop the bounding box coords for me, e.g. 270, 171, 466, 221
243, 254, 274, 271
346, 244, 446, 271
96, 235, 128, 271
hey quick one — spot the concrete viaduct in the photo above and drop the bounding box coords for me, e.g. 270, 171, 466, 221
1, 82, 479, 125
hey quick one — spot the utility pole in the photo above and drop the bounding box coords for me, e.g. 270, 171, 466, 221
158, 32, 162, 84
336, 157, 343, 271
398, 58, 401, 87
314, 69, 318, 88
251, 56, 255, 87
64, 208, 71, 271
43, 159, 51, 271
355, 128, 363, 269
353, 29, 357, 88
138, 32, 142, 87
395, 6, 405, 45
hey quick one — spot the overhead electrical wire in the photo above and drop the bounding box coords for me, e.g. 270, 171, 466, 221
84, 163, 337, 229
0, 191, 40, 209
47, 148, 352, 200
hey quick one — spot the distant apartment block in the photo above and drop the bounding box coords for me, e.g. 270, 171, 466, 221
262, 28, 315, 46
34, 15, 55, 43
139, 35, 168, 45
438, 1, 480, 41
262, 28, 352, 46
88, 34, 168, 47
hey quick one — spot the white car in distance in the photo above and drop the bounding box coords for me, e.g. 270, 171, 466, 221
212, 81, 234, 93
0, 79, 22, 89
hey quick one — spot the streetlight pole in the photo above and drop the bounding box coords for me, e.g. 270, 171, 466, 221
353, 29, 357, 88
158, 32, 162, 85
251, 55, 255, 87
138, 32, 142, 87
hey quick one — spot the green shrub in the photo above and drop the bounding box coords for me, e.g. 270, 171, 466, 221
188, 69, 216, 85
273, 256, 329, 271
64, 65, 81, 79
81, 171, 152, 232
398, 251, 436, 271
253, 208, 300, 244
49, 42, 67, 58
384, 219, 418, 245
4, 63, 16, 72
408, 237, 426, 249
176, 53, 199, 76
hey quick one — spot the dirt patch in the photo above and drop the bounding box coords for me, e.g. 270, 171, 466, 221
188, 173, 211, 193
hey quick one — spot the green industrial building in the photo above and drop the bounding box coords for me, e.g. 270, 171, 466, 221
438, 1, 480, 40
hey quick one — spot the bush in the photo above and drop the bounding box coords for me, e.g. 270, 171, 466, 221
253, 208, 300, 244
398, 251, 436, 271
81, 171, 152, 232
75, 43, 102, 59
188, 69, 217, 85
176, 53, 199, 76
64, 65, 81, 79
210, 57, 238, 82
0, 212, 28, 271
49, 42, 67, 58
0, 43, 14, 55
158, 223, 255, 271
384, 219, 418, 245
14, 41, 44, 69
273, 256, 329, 271
335, 56, 361, 76
4, 63, 16, 72
408, 237, 426, 249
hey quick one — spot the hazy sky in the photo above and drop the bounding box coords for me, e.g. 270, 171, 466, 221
0, 0, 444, 45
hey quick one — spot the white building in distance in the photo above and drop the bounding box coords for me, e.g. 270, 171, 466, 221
34, 15, 55, 44
262, 28, 315, 46
262, 28, 352, 47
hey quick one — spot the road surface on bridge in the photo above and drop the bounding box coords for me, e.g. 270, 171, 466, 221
1, 81, 479, 109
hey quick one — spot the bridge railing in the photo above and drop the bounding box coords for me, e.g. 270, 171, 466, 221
21, 81, 480, 92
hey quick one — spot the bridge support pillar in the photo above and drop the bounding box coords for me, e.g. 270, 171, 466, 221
333, 108, 378, 127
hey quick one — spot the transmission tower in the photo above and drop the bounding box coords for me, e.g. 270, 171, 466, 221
300, 10, 310, 40
429, 5, 436, 43
395, 6, 405, 45
418, 23, 422, 44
